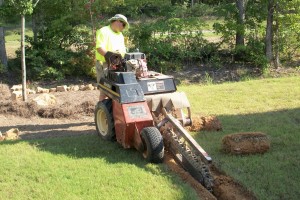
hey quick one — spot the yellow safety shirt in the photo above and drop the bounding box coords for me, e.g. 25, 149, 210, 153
95, 25, 126, 62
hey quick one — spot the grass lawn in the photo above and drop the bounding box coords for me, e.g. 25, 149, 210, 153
0, 137, 198, 200
0, 76, 299, 200
179, 76, 300, 200
5, 27, 33, 58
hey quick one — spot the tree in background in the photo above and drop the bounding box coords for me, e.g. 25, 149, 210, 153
235, 0, 248, 46
275, 0, 300, 66
3, 0, 39, 101
0, 0, 8, 70
265, 0, 275, 63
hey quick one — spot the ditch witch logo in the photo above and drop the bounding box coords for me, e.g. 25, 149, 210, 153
127, 105, 147, 118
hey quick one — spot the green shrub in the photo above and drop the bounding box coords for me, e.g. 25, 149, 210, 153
10, 44, 94, 81
128, 18, 219, 71
39, 66, 64, 81
233, 38, 268, 69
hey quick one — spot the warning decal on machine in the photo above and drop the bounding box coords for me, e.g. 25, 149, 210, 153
127, 105, 148, 119
147, 81, 165, 92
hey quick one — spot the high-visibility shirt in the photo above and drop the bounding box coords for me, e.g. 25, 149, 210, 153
95, 25, 126, 62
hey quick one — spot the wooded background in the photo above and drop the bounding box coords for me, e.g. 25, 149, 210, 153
0, 0, 299, 81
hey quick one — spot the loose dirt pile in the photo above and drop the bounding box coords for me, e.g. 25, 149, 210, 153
0, 85, 98, 119
187, 115, 222, 132
222, 132, 270, 154
0, 100, 39, 118
37, 101, 95, 118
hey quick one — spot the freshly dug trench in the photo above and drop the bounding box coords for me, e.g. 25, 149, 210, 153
213, 175, 257, 200
222, 132, 270, 154
164, 151, 257, 200
163, 151, 216, 200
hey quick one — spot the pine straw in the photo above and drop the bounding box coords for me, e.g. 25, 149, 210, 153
0, 98, 96, 119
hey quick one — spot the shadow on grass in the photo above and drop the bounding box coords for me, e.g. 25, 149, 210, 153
1, 121, 201, 198
192, 108, 300, 200
1, 122, 173, 183
1, 122, 143, 163
1, 108, 299, 199
2, 122, 96, 140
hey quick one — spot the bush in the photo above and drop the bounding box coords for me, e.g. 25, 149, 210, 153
234, 38, 268, 69
128, 17, 219, 72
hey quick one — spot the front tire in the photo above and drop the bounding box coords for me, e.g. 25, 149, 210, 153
95, 99, 115, 141
141, 127, 164, 163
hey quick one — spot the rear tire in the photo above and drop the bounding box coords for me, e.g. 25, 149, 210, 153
141, 127, 164, 163
95, 99, 115, 141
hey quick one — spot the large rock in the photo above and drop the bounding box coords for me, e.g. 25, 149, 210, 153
33, 93, 57, 106
70, 85, 79, 91
4, 128, 20, 140
222, 132, 270, 154
57, 85, 67, 92
0, 132, 4, 141
37, 87, 49, 93
11, 91, 23, 101
49, 88, 57, 93
27, 89, 36, 94
10, 85, 22, 92
83, 84, 94, 91
79, 85, 85, 91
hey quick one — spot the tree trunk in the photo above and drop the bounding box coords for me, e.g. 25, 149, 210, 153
266, 0, 274, 62
0, 27, 8, 69
236, 0, 247, 46
274, 3, 280, 68
21, 15, 27, 101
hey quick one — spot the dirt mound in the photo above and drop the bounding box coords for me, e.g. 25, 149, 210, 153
187, 116, 222, 132
213, 175, 256, 200
0, 84, 11, 100
37, 100, 95, 118
80, 100, 95, 116
222, 132, 270, 154
0, 99, 96, 119
0, 100, 38, 118
38, 102, 75, 118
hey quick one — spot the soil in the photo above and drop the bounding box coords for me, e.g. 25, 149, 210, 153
164, 151, 257, 200
187, 116, 222, 132
222, 132, 270, 154
164, 151, 217, 200
0, 84, 257, 200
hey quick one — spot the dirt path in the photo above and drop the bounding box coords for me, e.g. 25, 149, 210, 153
0, 114, 95, 140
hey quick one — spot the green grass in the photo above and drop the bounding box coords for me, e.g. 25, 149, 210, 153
1, 76, 299, 200
5, 27, 33, 58
178, 76, 300, 200
0, 137, 198, 200
5, 28, 33, 42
